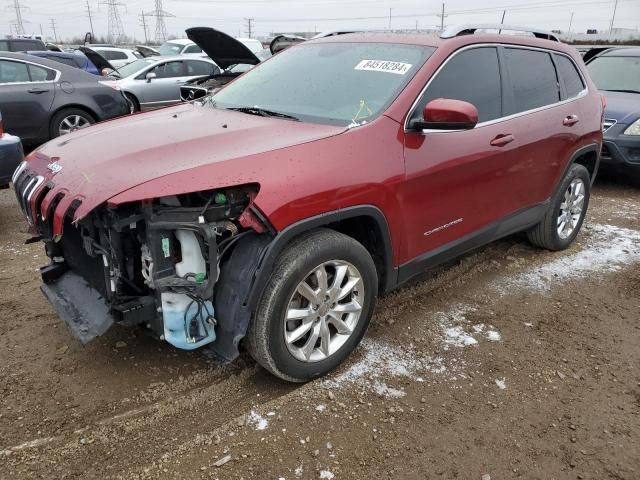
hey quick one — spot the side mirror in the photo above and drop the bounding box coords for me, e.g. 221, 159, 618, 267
410, 98, 479, 131
145, 72, 157, 83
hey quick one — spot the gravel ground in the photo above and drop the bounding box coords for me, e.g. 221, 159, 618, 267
0, 176, 638, 480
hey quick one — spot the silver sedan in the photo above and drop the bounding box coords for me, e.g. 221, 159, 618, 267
101, 56, 220, 111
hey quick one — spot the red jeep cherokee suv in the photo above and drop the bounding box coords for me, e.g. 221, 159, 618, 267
13, 26, 603, 382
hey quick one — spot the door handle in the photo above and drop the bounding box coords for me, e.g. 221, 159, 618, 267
490, 133, 515, 147
563, 114, 580, 126
28, 88, 49, 94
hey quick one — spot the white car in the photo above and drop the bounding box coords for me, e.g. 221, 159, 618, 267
89, 46, 142, 68
235, 38, 263, 54
157, 39, 204, 57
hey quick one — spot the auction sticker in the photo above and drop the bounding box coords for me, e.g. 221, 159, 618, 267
354, 59, 413, 75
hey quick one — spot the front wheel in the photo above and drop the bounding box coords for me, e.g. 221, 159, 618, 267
527, 163, 591, 250
246, 229, 378, 382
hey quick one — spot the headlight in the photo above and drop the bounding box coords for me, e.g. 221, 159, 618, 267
623, 118, 640, 136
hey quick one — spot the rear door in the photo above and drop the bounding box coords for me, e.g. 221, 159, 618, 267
499, 47, 584, 204
0, 58, 57, 140
137, 60, 188, 107
401, 46, 528, 260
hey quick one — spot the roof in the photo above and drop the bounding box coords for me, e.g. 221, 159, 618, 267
0, 51, 73, 68
600, 47, 640, 57
162, 38, 194, 46
90, 46, 135, 53
26, 50, 79, 58
305, 31, 578, 54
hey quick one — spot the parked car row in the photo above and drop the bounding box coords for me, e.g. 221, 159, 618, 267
10, 25, 610, 383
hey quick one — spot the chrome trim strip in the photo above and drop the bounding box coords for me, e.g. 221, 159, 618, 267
404, 43, 589, 133
602, 118, 617, 132
11, 161, 27, 185
25, 176, 44, 225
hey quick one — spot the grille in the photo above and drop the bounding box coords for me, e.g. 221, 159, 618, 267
602, 119, 617, 132
13, 165, 46, 225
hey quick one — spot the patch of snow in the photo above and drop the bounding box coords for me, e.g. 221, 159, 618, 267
495, 378, 506, 390
295, 465, 304, 477
320, 471, 335, 479
372, 380, 405, 398
524, 322, 533, 327
494, 224, 640, 293
323, 339, 448, 396
246, 410, 269, 431
486, 330, 501, 342
315, 404, 326, 412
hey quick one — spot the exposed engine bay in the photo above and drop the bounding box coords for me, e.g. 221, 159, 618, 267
15, 175, 271, 359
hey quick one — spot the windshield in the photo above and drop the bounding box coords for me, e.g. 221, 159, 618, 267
587, 56, 640, 93
211, 42, 434, 126
113, 58, 156, 78
158, 42, 183, 56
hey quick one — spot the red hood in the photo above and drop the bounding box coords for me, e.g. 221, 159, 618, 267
23, 104, 344, 236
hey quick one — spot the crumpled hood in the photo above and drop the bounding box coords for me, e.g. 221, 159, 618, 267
23, 103, 344, 235
602, 90, 640, 124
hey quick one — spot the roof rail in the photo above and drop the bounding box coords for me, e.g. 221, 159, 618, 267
441, 24, 560, 42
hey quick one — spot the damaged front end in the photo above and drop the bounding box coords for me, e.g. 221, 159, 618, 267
14, 166, 270, 358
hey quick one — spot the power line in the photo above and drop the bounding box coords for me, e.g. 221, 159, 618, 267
145, 0, 175, 44
100, 0, 125, 44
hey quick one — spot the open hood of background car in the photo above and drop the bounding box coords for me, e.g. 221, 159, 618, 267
186, 27, 260, 69
135, 45, 160, 57
78, 46, 115, 73
269, 34, 306, 54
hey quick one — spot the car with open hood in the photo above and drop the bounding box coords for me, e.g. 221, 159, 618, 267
14, 26, 603, 382
180, 28, 302, 102
586, 47, 640, 180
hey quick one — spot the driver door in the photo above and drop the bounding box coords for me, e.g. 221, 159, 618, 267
137, 60, 188, 108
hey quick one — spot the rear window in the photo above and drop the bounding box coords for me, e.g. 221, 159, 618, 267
554, 54, 585, 98
12, 40, 45, 51
413, 47, 502, 123
504, 48, 560, 114
96, 49, 128, 60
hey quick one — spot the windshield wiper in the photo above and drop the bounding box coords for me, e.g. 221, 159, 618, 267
603, 89, 640, 94
226, 106, 299, 121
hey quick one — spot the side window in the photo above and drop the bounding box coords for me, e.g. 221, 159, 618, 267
0, 41, 8, 51
503, 48, 560, 114
152, 61, 184, 78
28, 64, 56, 81
554, 54, 585, 99
0, 60, 30, 83
413, 47, 502, 123
98, 50, 128, 61
184, 44, 202, 54
185, 60, 217, 76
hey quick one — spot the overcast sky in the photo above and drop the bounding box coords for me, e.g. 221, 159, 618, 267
5, 0, 640, 42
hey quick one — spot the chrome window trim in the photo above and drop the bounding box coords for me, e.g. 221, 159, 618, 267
0, 56, 61, 86
404, 43, 589, 133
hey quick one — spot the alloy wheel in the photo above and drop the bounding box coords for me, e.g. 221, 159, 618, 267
284, 260, 364, 363
58, 115, 91, 136
557, 177, 585, 239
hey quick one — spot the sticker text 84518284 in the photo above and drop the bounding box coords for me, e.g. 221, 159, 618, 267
354, 59, 413, 75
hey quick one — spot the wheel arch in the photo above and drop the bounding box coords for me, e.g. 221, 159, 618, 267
210, 206, 397, 361
562, 143, 600, 188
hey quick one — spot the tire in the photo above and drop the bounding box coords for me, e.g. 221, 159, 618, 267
527, 163, 591, 250
246, 229, 378, 382
50, 108, 94, 139
124, 92, 140, 113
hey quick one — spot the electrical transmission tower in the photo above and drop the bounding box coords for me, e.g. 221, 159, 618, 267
10, 0, 28, 36
145, 0, 174, 44
100, 0, 125, 44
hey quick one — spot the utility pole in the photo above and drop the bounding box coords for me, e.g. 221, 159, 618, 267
100, 0, 125, 44
39, 23, 43, 38
144, 0, 175, 44
140, 11, 149, 44
49, 18, 58, 43
244, 18, 254, 38
609, 0, 618, 34
437, 3, 448, 32
499, 10, 506, 34
568, 12, 574, 40
86, 1, 95, 38
10, 0, 28, 36
388, 8, 392, 29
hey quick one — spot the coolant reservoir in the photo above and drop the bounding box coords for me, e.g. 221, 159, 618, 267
174, 230, 206, 281
161, 229, 215, 350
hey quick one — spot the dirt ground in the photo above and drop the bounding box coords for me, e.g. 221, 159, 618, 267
0, 175, 638, 480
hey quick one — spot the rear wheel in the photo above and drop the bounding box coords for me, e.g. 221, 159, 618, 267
50, 108, 94, 138
246, 229, 378, 382
527, 163, 591, 250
